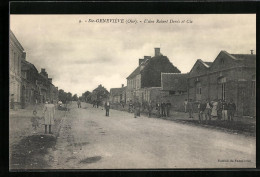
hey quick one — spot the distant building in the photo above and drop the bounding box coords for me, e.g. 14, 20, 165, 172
110, 84, 126, 103
21, 60, 41, 105
161, 73, 188, 111
9, 30, 25, 107
188, 50, 256, 117
37, 68, 58, 103
126, 48, 181, 103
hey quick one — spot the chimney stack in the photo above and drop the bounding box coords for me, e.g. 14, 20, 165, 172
155, 48, 160, 57
41, 68, 45, 73
250, 50, 254, 54
48, 78, 52, 83
122, 84, 124, 88
139, 59, 144, 66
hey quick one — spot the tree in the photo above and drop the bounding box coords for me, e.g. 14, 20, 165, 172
92, 84, 109, 102
67, 92, 72, 101
72, 94, 78, 101
58, 89, 67, 103
82, 91, 91, 102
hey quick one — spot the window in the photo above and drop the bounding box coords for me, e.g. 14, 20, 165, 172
220, 58, 224, 64
218, 77, 226, 100
196, 82, 201, 95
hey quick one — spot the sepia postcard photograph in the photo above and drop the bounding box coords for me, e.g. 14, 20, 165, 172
9, 13, 256, 170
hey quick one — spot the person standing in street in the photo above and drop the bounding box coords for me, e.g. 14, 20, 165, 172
198, 100, 206, 123
222, 100, 228, 121
104, 100, 110, 117
204, 99, 213, 123
134, 99, 141, 118
227, 99, 236, 122
187, 99, 194, 118
166, 100, 171, 117
217, 99, 223, 120
77, 99, 81, 108
211, 99, 218, 118
161, 101, 166, 117
147, 100, 153, 118
184, 99, 188, 113
43, 100, 55, 134
156, 101, 161, 118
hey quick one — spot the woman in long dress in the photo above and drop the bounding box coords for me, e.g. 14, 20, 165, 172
43, 100, 55, 134
211, 99, 218, 117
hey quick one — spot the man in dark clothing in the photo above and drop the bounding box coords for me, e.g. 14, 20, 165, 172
156, 102, 161, 118
134, 99, 141, 118
161, 102, 166, 117
77, 100, 81, 108
227, 99, 236, 121
222, 100, 228, 121
187, 99, 194, 118
216, 99, 223, 120
147, 100, 153, 118
198, 100, 206, 123
104, 100, 110, 116
166, 101, 171, 117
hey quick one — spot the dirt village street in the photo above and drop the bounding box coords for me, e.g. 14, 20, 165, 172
9, 102, 255, 169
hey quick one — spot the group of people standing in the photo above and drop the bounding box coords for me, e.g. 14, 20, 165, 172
30, 100, 56, 134
184, 98, 236, 123
127, 99, 172, 118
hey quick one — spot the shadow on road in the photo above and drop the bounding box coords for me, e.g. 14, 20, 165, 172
10, 134, 56, 170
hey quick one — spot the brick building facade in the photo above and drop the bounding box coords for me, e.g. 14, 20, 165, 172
188, 51, 256, 117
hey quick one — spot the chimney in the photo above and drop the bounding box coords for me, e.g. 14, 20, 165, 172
41, 68, 45, 73
122, 84, 124, 88
22, 52, 26, 60
139, 59, 144, 66
250, 50, 254, 54
155, 48, 160, 57
48, 78, 52, 83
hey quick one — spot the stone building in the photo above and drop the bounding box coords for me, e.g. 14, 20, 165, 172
21, 60, 41, 105
161, 73, 189, 111
188, 50, 256, 117
37, 68, 58, 103
9, 30, 25, 107
126, 48, 181, 103
110, 84, 126, 104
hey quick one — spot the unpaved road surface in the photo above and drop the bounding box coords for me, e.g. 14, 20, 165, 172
42, 102, 255, 169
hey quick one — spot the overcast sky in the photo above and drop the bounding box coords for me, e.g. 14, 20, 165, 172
10, 14, 256, 96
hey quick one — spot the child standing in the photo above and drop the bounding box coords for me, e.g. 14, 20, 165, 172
31, 110, 40, 133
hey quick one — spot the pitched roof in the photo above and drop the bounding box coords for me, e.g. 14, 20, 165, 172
161, 73, 188, 91
197, 59, 212, 68
127, 66, 141, 79
21, 60, 38, 73
127, 55, 180, 79
230, 54, 256, 67
110, 87, 126, 96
